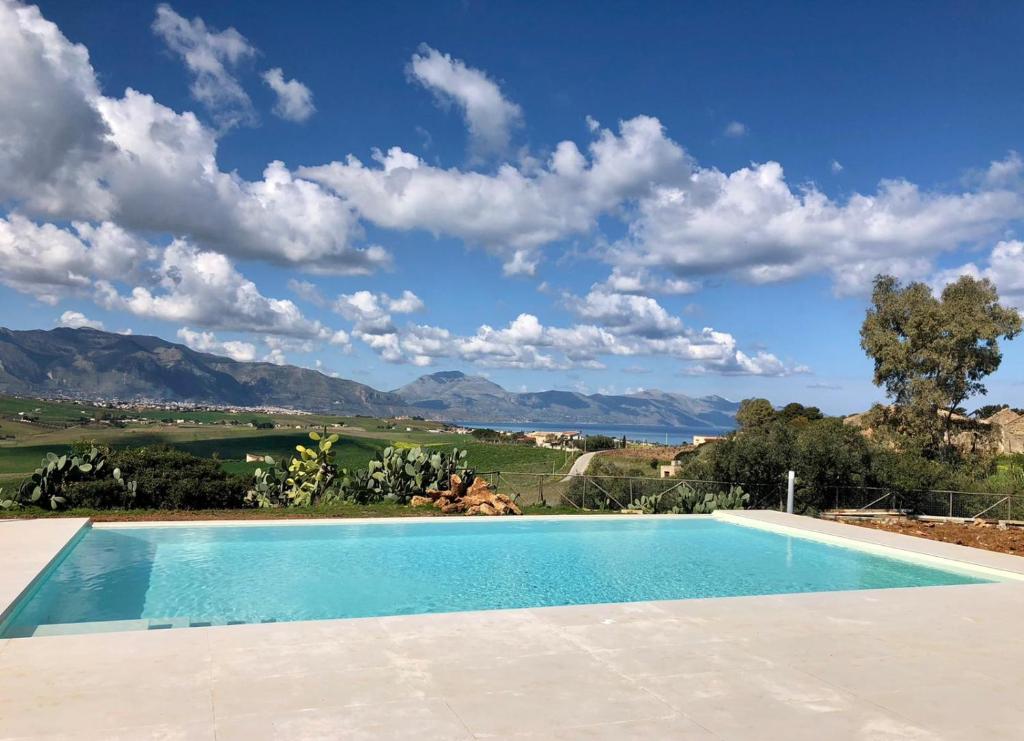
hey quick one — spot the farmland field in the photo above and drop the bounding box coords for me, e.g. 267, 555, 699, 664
0, 397, 575, 492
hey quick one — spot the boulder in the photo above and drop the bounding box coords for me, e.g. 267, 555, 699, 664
417, 474, 521, 516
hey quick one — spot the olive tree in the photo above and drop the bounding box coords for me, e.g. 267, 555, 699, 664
860, 274, 1021, 457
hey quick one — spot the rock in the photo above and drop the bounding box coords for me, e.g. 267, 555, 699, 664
466, 477, 491, 496
414, 475, 520, 516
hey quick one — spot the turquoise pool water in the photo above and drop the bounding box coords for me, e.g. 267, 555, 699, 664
1, 519, 990, 637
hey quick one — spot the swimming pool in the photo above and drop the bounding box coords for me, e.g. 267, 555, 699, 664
1, 517, 993, 637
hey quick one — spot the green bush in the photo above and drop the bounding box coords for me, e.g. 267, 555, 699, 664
65, 446, 248, 509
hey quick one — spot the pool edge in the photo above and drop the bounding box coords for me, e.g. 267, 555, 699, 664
0, 518, 92, 632
714, 510, 1024, 583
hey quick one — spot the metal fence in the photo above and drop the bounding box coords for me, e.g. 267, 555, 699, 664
480, 470, 781, 510
829, 485, 1023, 521
481, 470, 1023, 521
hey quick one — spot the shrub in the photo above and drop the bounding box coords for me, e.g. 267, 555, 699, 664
246, 430, 471, 508
65, 446, 248, 509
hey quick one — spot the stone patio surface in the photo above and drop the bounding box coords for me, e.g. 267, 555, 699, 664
1, 512, 1023, 740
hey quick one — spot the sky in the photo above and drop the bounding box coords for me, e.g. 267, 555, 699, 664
1, 0, 1023, 415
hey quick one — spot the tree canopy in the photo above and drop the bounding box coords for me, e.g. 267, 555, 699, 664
860, 274, 1021, 456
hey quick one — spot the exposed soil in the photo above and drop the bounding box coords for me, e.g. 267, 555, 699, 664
849, 518, 1024, 556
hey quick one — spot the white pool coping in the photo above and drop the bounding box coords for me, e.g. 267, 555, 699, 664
5, 512, 1024, 738
715, 510, 1024, 582
0, 517, 89, 625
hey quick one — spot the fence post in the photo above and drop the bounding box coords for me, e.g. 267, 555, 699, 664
539, 476, 544, 507
786, 471, 795, 514
948, 492, 953, 518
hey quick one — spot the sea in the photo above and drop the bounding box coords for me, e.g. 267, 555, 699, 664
456, 421, 735, 446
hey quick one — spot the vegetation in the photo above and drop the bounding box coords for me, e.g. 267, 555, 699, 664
564, 458, 748, 513
671, 271, 1024, 514
1, 444, 248, 511
861, 274, 1021, 459
3, 271, 1020, 519
246, 429, 472, 508
571, 434, 620, 451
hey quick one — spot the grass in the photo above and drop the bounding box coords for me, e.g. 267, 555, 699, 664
0, 395, 578, 513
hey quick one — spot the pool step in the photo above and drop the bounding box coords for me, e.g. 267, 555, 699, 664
17, 616, 281, 637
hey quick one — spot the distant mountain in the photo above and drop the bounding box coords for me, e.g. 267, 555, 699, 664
393, 371, 739, 428
0, 327, 407, 415
0, 328, 739, 428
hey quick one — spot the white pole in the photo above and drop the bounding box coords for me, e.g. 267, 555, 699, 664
786, 470, 795, 514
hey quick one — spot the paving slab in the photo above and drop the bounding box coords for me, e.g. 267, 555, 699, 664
1, 513, 1024, 739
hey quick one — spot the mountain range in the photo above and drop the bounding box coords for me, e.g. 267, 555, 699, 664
0, 327, 739, 428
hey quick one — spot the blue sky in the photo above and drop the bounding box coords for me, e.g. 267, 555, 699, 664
2, 0, 1023, 414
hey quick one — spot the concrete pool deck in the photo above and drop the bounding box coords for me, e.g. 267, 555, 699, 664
2, 511, 1024, 739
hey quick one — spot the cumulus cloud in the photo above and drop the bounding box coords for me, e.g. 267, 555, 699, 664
932, 240, 1024, 309
565, 289, 684, 338
0, 1, 112, 216
0, 1, 382, 273
301, 115, 686, 269
346, 289, 802, 376
96, 240, 333, 338
333, 290, 424, 336
614, 156, 1024, 296
407, 45, 522, 156
262, 67, 315, 123
830, 159, 844, 174
0, 215, 152, 304
596, 267, 699, 296
152, 4, 257, 129
57, 310, 103, 330
176, 327, 256, 361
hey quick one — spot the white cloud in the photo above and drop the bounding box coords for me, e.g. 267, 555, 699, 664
0, 2, 382, 274
57, 310, 103, 330
932, 240, 1024, 309
596, 267, 699, 296
333, 290, 424, 335
261, 335, 320, 365
614, 156, 1024, 296
723, 121, 747, 138
502, 249, 539, 277
176, 327, 256, 361
0, 215, 152, 304
565, 289, 683, 338
349, 292, 803, 376
831, 159, 844, 174
97, 240, 332, 338
407, 45, 522, 156
328, 329, 352, 350
8, 0, 1024, 327
262, 67, 315, 123
152, 4, 257, 129
300, 115, 686, 268
0, 1, 112, 217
